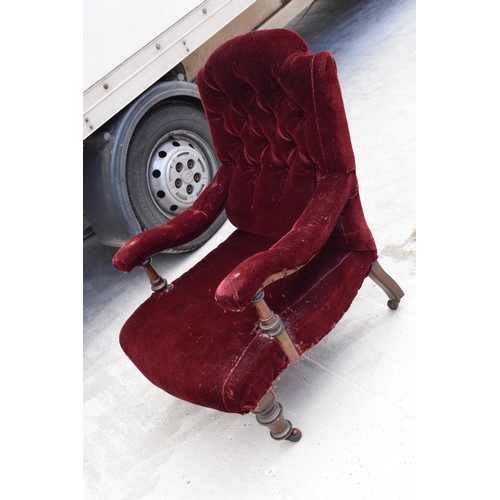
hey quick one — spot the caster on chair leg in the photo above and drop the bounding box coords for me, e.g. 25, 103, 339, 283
269, 420, 302, 442
286, 427, 302, 442
387, 299, 400, 310
253, 390, 302, 443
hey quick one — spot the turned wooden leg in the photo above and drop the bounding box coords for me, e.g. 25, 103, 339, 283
369, 260, 405, 310
251, 291, 301, 365
253, 389, 302, 442
139, 258, 170, 292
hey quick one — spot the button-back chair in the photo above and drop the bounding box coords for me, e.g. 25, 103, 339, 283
112, 29, 404, 443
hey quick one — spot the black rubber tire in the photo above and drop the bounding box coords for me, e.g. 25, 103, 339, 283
125, 100, 225, 253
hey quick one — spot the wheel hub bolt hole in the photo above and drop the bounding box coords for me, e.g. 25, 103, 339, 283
186, 185, 194, 194
152, 169, 161, 178
187, 159, 195, 169
193, 173, 201, 182
175, 162, 183, 172
175, 179, 182, 188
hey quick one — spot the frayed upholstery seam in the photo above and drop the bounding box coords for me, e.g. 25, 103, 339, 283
221, 329, 260, 412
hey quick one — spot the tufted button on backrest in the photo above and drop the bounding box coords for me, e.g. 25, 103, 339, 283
197, 29, 357, 239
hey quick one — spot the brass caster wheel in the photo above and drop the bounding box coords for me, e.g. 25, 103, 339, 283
286, 428, 302, 442
387, 299, 400, 310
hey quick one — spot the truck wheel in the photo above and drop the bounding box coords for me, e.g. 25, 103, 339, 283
126, 100, 225, 252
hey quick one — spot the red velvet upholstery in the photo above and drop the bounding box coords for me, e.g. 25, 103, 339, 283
113, 29, 378, 415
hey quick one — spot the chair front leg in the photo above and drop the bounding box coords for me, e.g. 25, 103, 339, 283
253, 388, 302, 442
251, 291, 301, 365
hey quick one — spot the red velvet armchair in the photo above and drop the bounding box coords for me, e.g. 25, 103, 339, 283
112, 29, 404, 442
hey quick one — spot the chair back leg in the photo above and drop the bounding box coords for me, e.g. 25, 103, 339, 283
369, 260, 405, 309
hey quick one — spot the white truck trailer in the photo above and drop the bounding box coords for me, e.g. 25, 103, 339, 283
83, 0, 313, 250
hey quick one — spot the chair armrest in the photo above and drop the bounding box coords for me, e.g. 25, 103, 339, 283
215, 172, 357, 311
112, 164, 232, 273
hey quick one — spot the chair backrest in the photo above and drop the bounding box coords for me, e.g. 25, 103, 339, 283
197, 29, 372, 248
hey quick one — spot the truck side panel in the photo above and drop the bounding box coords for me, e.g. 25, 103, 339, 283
83, 0, 203, 90
83, 0, 255, 139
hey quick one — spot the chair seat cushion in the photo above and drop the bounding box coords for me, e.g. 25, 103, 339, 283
119, 230, 376, 414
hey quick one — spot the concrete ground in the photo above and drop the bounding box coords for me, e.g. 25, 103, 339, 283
83, 0, 416, 498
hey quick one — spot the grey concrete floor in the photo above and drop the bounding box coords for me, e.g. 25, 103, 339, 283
83, 0, 416, 498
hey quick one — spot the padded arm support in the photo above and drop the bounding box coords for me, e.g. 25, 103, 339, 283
112, 164, 232, 273
215, 172, 358, 311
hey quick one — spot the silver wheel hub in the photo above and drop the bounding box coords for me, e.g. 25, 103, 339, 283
147, 133, 210, 217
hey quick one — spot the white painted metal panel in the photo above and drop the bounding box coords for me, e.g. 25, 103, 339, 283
83, 0, 254, 139
83, 0, 204, 91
